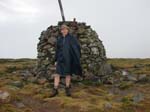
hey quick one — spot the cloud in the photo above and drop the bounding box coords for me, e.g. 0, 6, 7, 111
0, 0, 150, 58
0, 0, 39, 14
0, 0, 40, 23
0, 0, 60, 23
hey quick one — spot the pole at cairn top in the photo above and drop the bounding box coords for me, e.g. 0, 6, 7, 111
58, 0, 66, 21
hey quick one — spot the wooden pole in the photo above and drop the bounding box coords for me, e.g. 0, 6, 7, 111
58, 0, 66, 21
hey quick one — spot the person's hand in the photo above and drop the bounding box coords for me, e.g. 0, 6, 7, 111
54, 62, 57, 66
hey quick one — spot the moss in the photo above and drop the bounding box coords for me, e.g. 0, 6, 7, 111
23, 108, 33, 112
119, 81, 133, 90
0, 71, 6, 77
120, 94, 138, 112
121, 95, 133, 104
19, 83, 41, 95
63, 99, 101, 112
5, 66, 18, 73
81, 80, 103, 86
10, 92, 22, 102
0, 104, 22, 112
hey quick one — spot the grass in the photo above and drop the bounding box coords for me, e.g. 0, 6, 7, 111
107, 58, 150, 74
0, 58, 150, 112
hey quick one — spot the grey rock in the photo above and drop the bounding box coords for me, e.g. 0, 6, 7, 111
104, 102, 112, 110
126, 75, 137, 82
27, 77, 38, 83
134, 64, 144, 68
138, 74, 147, 81
137, 74, 150, 83
133, 93, 144, 103
13, 101, 25, 108
122, 70, 129, 76
91, 47, 99, 55
20, 70, 32, 77
0, 90, 10, 103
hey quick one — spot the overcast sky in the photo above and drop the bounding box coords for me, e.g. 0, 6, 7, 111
0, 0, 150, 59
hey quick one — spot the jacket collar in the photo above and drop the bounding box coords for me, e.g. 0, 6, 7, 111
61, 33, 70, 38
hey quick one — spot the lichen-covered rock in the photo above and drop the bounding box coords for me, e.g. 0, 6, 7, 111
36, 21, 111, 82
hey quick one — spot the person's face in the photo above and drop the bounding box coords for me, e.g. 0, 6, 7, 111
61, 28, 69, 36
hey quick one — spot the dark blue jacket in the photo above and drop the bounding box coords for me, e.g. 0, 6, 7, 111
55, 33, 82, 76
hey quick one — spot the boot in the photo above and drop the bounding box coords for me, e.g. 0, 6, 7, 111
50, 87, 58, 97
65, 86, 71, 97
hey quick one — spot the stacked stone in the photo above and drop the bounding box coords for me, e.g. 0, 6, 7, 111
36, 21, 110, 82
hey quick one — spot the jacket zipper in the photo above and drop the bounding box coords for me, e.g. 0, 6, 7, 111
63, 37, 65, 45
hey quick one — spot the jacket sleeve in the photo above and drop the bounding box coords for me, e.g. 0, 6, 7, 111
54, 37, 59, 62
71, 36, 81, 58
74, 36, 81, 57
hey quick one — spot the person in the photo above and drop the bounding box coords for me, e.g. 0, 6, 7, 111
50, 24, 82, 97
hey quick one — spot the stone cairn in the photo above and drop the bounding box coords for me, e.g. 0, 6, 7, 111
36, 20, 112, 83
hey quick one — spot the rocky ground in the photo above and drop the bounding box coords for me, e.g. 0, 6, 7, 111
0, 58, 150, 112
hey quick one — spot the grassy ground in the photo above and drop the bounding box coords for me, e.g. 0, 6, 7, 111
0, 58, 150, 112
108, 58, 150, 74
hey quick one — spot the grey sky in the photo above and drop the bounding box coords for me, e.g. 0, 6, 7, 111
0, 0, 150, 58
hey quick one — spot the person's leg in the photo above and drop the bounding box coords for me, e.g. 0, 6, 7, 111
54, 74, 60, 89
65, 75, 71, 96
65, 75, 71, 87
50, 74, 60, 97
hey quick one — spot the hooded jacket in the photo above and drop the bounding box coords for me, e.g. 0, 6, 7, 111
55, 33, 82, 76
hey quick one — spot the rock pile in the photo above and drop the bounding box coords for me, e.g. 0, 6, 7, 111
36, 21, 112, 82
